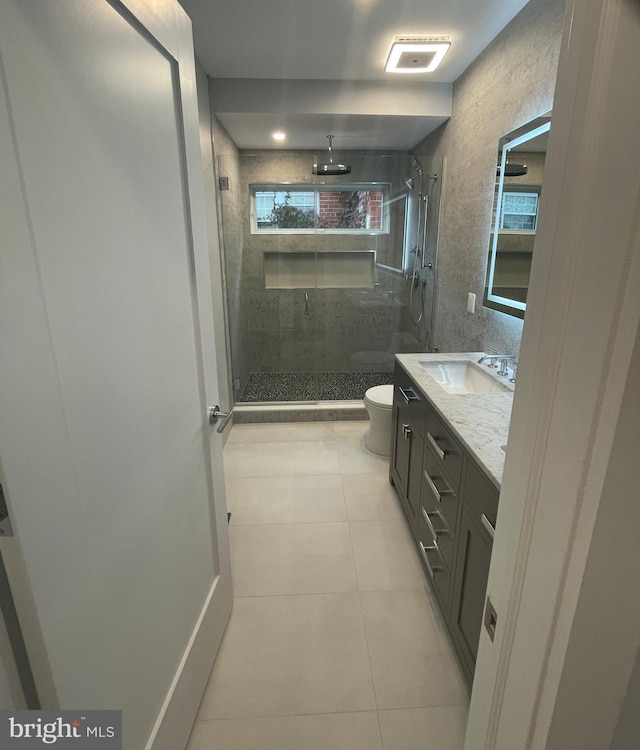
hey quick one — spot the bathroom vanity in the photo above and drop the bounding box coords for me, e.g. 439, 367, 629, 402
390, 353, 513, 684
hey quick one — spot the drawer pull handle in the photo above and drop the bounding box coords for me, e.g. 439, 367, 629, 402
427, 431, 446, 461
422, 506, 448, 539
481, 513, 496, 539
423, 469, 452, 504
402, 423, 412, 439
399, 386, 420, 404
422, 506, 438, 541
418, 541, 443, 579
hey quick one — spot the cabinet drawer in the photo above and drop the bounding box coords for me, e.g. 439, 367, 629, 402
422, 448, 459, 533
394, 364, 427, 437
463, 459, 499, 532
418, 537, 452, 610
419, 500, 456, 571
425, 410, 463, 489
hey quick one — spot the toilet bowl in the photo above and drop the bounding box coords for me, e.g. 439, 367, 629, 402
363, 384, 394, 456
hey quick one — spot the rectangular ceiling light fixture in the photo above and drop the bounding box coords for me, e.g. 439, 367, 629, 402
385, 36, 451, 73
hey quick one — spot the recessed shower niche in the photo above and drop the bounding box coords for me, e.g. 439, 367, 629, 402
263, 251, 375, 289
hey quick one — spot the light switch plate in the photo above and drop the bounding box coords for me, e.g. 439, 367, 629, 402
467, 292, 476, 314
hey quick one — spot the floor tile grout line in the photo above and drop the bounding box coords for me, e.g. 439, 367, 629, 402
230, 520, 348, 526
197, 698, 472, 727
231, 585, 434, 600
230, 520, 350, 529
344, 511, 385, 745
193, 707, 384, 725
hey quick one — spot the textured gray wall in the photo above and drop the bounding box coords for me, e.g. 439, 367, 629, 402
412, 0, 565, 356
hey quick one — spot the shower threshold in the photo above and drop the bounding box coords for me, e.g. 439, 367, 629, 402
233, 400, 368, 425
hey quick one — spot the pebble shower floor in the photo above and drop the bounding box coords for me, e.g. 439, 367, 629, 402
240, 371, 395, 402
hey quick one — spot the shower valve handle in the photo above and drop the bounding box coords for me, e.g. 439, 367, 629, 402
304, 292, 310, 315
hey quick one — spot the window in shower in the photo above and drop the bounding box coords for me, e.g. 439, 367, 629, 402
250, 184, 389, 234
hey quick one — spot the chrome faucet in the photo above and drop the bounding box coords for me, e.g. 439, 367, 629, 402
477, 347, 497, 365
477, 349, 515, 371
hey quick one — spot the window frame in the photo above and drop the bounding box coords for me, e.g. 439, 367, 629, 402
249, 182, 391, 235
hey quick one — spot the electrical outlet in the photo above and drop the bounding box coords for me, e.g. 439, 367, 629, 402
467, 292, 476, 314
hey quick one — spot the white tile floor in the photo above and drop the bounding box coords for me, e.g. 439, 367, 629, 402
188, 421, 469, 750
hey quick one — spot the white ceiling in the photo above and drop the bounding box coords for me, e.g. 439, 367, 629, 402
178, 0, 531, 150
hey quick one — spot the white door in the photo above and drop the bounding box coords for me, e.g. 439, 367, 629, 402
0, 2, 232, 749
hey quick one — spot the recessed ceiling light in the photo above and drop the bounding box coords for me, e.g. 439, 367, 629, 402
385, 36, 451, 74
272, 131, 286, 141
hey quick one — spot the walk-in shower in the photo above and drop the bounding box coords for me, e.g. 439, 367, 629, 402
215, 149, 443, 407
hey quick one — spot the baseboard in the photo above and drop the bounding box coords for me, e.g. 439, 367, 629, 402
145, 574, 233, 750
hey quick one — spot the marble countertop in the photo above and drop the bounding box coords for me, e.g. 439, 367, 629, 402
395, 352, 514, 489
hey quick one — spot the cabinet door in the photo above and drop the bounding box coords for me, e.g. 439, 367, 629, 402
391, 401, 410, 497
451, 506, 493, 674
390, 400, 424, 533
405, 427, 424, 531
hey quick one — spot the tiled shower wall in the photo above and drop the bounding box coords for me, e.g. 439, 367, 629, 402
412, 0, 565, 356
214, 148, 430, 383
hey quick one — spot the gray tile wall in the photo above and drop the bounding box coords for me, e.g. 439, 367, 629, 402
412, 0, 565, 356
233, 150, 426, 375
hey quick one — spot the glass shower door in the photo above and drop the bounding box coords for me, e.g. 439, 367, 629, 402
312, 152, 417, 401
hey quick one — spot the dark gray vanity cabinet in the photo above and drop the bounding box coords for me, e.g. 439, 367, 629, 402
451, 505, 493, 675
390, 364, 427, 534
451, 460, 498, 676
390, 362, 500, 685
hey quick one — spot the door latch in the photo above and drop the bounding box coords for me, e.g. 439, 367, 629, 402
484, 596, 498, 642
0, 484, 14, 537
208, 405, 234, 434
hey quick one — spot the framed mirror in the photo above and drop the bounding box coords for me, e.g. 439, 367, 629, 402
484, 112, 551, 318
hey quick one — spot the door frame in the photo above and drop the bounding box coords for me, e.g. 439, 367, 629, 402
466, 0, 640, 747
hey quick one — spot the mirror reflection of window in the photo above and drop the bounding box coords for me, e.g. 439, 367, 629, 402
501, 190, 540, 230
483, 112, 551, 319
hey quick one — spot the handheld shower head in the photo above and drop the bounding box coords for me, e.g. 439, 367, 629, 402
403, 157, 425, 191
403, 175, 418, 191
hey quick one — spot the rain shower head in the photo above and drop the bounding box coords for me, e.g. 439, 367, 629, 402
312, 135, 351, 176
497, 160, 528, 177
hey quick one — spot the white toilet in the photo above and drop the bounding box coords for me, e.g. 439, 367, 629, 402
363, 384, 394, 456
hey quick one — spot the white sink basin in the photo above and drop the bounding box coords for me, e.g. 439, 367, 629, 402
419, 360, 511, 394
